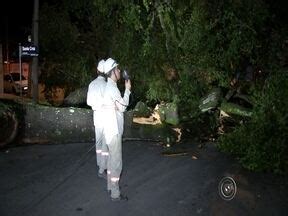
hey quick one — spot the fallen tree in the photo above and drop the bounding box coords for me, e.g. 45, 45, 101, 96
0, 108, 18, 147
22, 103, 94, 144
1, 99, 179, 146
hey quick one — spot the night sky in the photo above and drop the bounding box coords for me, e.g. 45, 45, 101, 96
1, 1, 33, 39
0, 1, 34, 59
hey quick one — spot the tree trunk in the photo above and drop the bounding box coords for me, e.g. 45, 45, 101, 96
0, 110, 18, 147
22, 103, 94, 144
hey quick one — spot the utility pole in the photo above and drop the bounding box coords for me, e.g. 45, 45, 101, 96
0, 44, 3, 94
31, 0, 39, 103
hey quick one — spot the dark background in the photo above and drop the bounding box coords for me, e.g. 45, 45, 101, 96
1, 0, 288, 59
0, 1, 34, 59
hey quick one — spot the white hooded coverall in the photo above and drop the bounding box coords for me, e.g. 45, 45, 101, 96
86, 76, 108, 173
103, 77, 130, 198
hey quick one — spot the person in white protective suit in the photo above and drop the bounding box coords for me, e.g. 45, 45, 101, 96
86, 59, 109, 179
102, 58, 131, 201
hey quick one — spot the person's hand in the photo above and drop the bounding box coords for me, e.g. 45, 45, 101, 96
125, 79, 131, 91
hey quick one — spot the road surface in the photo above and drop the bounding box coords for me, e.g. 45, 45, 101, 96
0, 140, 287, 216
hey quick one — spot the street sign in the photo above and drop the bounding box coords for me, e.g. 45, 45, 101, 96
21, 45, 39, 57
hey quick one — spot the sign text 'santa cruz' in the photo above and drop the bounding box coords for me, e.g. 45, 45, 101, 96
21, 45, 39, 57
22, 46, 36, 51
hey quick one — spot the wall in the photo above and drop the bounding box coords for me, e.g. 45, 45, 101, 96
4, 62, 30, 78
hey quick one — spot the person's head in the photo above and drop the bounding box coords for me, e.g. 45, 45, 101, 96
97, 59, 105, 76
104, 58, 121, 81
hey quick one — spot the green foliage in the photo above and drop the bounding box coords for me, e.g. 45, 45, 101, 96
39, 2, 99, 94
156, 101, 180, 125
218, 70, 288, 173
178, 0, 269, 87
0, 100, 25, 121
31, 0, 288, 176
39, 0, 270, 107
39, 3, 79, 60
39, 54, 94, 98
33, 0, 288, 175
133, 101, 151, 117
176, 72, 206, 120
0, 101, 10, 115
146, 74, 173, 103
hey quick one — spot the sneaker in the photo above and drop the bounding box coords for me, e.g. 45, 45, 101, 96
98, 172, 107, 180
111, 194, 128, 202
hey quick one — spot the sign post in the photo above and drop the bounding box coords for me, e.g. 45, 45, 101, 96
19, 43, 22, 97
0, 44, 3, 94
19, 44, 39, 99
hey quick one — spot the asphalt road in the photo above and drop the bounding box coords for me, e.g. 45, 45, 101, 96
0, 140, 287, 216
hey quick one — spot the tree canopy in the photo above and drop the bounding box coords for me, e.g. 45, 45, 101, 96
37, 0, 288, 173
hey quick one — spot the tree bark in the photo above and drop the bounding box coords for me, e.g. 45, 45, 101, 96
0, 110, 18, 147
22, 103, 94, 144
